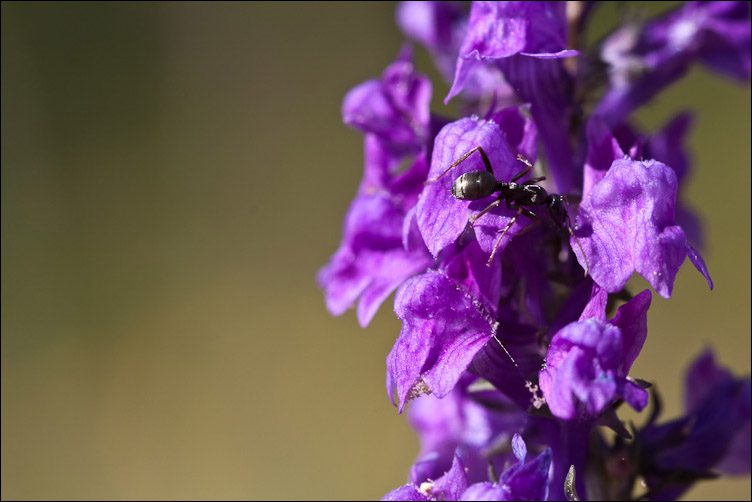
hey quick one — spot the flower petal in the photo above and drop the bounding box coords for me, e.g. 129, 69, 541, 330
572, 158, 711, 298
432, 454, 469, 501
609, 289, 651, 373
381, 485, 429, 502
387, 270, 498, 412
417, 117, 517, 257
343, 47, 432, 152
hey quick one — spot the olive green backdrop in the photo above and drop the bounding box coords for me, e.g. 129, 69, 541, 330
1, 2, 749, 500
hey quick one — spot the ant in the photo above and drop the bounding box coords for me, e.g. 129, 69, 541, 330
426, 146, 588, 274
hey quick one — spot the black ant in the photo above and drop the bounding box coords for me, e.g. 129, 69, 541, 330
426, 146, 588, 274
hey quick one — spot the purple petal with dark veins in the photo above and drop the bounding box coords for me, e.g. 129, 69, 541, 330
572, 158, 712, 298
541, 290, 651, 420
318, 188, 433, 326
387, 270, 498, 412
417, 117, 518, 257
356, 250, 432, 328
540, 322, 619, 419
447, 1, 577, 103
343, 47, 432, 152
444, 238, 502, 310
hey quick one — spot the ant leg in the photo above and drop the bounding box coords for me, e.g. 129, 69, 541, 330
471, 197, 503, 224
510, 154, 533, 182
459, 196, 503, 241
522, 176, 546, 185
487, 207, 523, 266
513, 208, 542, 238
486, 207, 541, 266
425, 146, 493, 184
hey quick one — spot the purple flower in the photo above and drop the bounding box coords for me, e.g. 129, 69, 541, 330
343, 46, 432, 155
447, 1, 577, 103
397, 1, 464, 53
597, 1, 752, 126
641, 112, 705, 249
467, 313, 547, 410
382, 485, 430, 502
386, 240, 502, 412
408, 375, 527, 484
572, 157, 713, 298
636, 350, 751, 500
459, 435, 552, 501
447, 1, 580, 192
586, 112, 705, 249
417, 111, 537, 259
383, 453, 468, 502
539, 288, 652, 420
397, 1, 514, 103
319, 49, 438, 326
643, 113, 693, 184
383, 435, 552, 502
321, 3, 751, 500
317, 148, 433, 326
581, 115, 627, 199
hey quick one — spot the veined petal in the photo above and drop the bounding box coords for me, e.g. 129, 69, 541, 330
417, 117, 518, 257
343, 47, 432, 153
387, 270, 498, 413
572, 158, 711, 298
541, 290, 651, 420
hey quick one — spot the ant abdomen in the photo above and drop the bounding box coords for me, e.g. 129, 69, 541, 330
451, 170, 498, 201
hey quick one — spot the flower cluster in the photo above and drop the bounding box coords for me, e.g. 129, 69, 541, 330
319, 2, 751, 500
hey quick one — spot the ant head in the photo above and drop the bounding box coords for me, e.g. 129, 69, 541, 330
548, 194, 568, 227
452, 170, 498, 201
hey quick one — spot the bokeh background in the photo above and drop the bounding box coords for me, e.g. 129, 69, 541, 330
1, 2, 749, 500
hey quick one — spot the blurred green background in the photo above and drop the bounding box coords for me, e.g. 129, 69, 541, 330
1, 2, 749, 500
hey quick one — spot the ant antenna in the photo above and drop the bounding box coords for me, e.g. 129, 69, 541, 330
491, 334, 545, 410
491, 334, 520, 369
